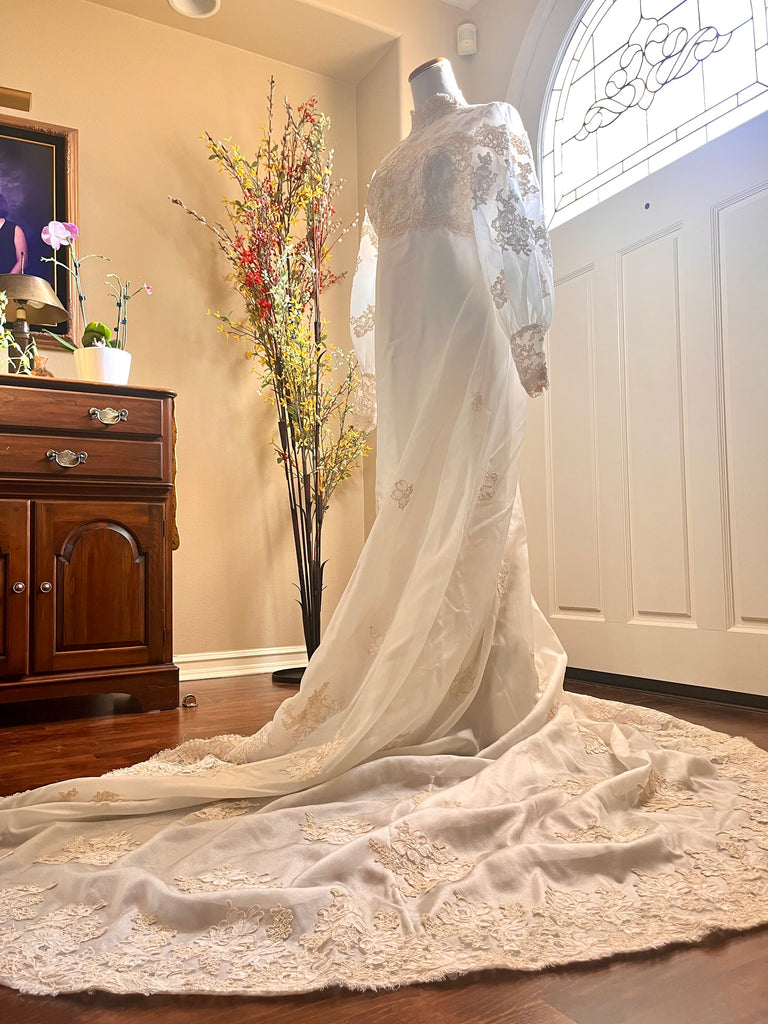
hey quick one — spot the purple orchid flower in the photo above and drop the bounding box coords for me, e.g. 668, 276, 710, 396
41, 221, 78, 251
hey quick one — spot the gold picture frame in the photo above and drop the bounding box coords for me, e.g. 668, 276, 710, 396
0, 111, 79, 349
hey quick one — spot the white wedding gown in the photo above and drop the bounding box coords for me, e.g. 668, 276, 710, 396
1, 94, 766, 997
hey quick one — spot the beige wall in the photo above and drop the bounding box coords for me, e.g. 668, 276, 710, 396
457, 0, 541, 106
8, 0, 362, 657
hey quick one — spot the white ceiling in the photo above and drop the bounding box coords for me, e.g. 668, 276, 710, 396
84, 0, 399, 83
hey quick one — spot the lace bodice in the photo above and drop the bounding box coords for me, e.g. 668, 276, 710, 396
351, 96, 554, 398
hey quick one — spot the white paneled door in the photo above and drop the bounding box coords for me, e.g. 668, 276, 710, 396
522, 112, 768, 696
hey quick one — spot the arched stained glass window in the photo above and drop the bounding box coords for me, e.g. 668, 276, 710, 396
541, 0, 768, 227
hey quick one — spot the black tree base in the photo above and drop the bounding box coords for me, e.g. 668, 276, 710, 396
272, 666, 306, 686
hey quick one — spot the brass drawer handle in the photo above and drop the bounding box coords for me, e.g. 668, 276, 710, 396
46, 449, 88, 468
89, 406, 128, 425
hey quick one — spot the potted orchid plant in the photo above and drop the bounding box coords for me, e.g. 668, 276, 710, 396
0, 290, 16, 374
41, 220, 151, 385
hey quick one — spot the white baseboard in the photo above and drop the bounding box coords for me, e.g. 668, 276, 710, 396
174, 645, 308, 682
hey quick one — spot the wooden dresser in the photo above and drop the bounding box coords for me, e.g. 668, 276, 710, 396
0, 376, 179, 712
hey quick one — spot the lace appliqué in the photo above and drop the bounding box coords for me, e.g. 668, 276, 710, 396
510, 324, 548, 396
369, 822, 474, 896
549, 775, 603, 797
578, 724, 611, 756
174, 865, 282, 893
34, 831, 139, 867
282, 731, 345, 782
473, 123, 510, 155
470, 392, 484, 411
350, 304, 375, 338
449, 666, 476, 701
190, 799, 262, 821
492, 188, 534, 257
268, 905, 294, 942
369, 98, 479, 240
0, 884, 55, 924
410, 93, 467, 132
108, 734, 245, 777
490, 272, 507, 309
478, 470, 498, 504
639, 769, 714, 812
361, 211, 378, 251
391, 479, 413, 510
496, 560, 510, 598
57, 787, 78, 802
279, 681, 344, 742
300, 811, 374, 844
555, 819, 650, 844
471, 150, 496, 211
368, 626, 384, 657
353, 371, 377, 432
91, 790, 123, 803
534, 224, 553, 266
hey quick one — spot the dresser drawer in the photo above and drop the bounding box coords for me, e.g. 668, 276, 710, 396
0, 433, 167, 482
0, 386, 163, 437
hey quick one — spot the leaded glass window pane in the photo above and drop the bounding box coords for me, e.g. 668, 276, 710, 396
542, 0, 768, 227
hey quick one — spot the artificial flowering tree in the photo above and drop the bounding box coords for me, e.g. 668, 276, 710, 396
172, 79, 371, 664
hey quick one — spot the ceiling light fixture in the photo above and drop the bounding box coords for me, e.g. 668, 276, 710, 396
167, 0, 221, 18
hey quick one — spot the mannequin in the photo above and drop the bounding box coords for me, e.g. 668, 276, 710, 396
408, 56, 466, 110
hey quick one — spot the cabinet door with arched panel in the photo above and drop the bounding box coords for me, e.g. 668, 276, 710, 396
33, 501, 166, 674
0, 500, 30, 678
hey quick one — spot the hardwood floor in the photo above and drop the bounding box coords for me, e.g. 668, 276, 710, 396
1, 674, 767, 1024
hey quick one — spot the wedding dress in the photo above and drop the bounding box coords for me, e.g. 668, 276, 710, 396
1, 93, 766, 998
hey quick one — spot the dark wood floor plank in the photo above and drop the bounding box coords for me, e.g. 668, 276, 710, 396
1, 674, 766, 1023
541, 926, 768, 1024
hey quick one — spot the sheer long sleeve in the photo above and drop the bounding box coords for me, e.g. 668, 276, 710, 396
470, 103, 553, 397
349, 208, 378, 429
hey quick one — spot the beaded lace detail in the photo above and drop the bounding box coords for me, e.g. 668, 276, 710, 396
410, 92, 468, 132
363, 99, 551, 398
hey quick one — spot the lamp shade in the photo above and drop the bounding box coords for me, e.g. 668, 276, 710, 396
0, 273, 68, 326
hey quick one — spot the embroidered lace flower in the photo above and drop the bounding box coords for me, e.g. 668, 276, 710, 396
509, 324, 548, 396
554, 819, 650, 844
368, 822, 474, 896
478, 470, 498, 503
350, 304, 375, 338
282, 731, 346, 781
490, 272, 508, 309
639, 768, 714, 812
34, 831, 140, 867
279, 681, 344, 741
190, 799, 263, 821
300, 811, 375, 844
174, 865, 282, 893
391, 479, 414, 510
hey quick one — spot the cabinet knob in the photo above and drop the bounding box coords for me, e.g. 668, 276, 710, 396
39, 581, 53, 594
46, 449, 88, 468
89, 406, 128, 425
12, 581, 26, 594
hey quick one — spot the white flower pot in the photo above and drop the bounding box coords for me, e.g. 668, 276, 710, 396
0, 347, 8, 375
74, 346, 132, 386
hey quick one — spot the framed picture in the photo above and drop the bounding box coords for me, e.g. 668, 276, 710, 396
0, 112, 79, 349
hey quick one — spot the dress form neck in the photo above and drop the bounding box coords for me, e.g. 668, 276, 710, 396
409, 58, 466, 111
